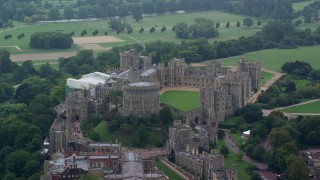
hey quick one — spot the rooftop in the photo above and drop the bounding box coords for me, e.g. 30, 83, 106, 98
128, 82, 154, 87
141, 68, 156, 77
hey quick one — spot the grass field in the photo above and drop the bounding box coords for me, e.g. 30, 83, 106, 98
0, 11, 262, 54
261, 70, 274, 86
217, 140, 251, 180
292, 0, 317, 10
155, 161, 184, 180
282, 100, 320, 113
214, 45, 320, 72
93, 121, 164, 147
160, 91, 199, 111
228, 131, 245, 147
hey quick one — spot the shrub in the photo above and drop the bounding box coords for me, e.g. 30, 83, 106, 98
104, 31, 108, 35
150, 27, 155, 33
161, 26, 166, 32
139, 27, 144, 33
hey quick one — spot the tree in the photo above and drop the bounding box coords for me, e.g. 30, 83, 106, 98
24, 16, 32, 24
304, 15, 311, 23
0, 83, 14, 102
174, 22, 189, 38
132, 4, 143, 22
29, 32, 73, 49
143, 0, 154, 16
226, 22, 230, 28
279, 36, 297, 49
24, 160, 40, 177
106, 4, 116, 17
155, 0, 166, 14
236, 104, 263, 123
0, 49, 13, 74
215, 22, 220, 28
281, 61, 313, 76
92, 5, 103, 18
294, 19, 302, 26
63, 6, 73, 20
220, 144, 229, 156
161, 26, 166, 32
286, 155, 309, 180
310, 69, 320, 81
236, 21, 241, 27
78, 6, 89, 20
285, 82, 296, 92
243, 17, 253, 27
150, 27, 155, 33
4, 150, 30, 177
38, 63, 54, 78
257, 20, 262, 26
139, 27, 144, 33
48, 8, 60, 21
138, 125, 149, 146
118, 4, 129, 17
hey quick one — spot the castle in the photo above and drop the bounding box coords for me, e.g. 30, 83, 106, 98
49, 48, 260, 152
47, 49, 260, 180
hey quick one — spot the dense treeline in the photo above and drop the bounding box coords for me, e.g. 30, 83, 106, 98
143, 22, 320, 63
0, 0, 314, 28
226, 105, 311, 179
29, 32, 73, 49
0, 49, 65, 179
174, 18, 219, 39
258, 61, 320, 108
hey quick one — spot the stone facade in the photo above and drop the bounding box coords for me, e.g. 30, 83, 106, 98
167, 120, 209, 152
119, 49, 152, 71
175, 151, 237, 180
121, 81, 160, 116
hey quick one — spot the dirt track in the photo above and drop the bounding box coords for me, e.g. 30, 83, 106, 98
10, 52, 77, 61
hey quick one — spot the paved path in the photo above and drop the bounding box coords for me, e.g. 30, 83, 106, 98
10, 51, 77, 61
262, 99, 320, 117
248, 68, 283, 104
224, 134, 276, 180
160, 158, 194, 180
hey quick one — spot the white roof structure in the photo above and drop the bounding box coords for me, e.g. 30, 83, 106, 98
128, 82, 154, 87
243, 130, 251, 135
67, 72, 110, 89
141, 68, 156, 77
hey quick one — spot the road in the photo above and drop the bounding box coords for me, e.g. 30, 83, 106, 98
248, 67, 283, 103
262, 99, 320, 117
224, 134, 276, 180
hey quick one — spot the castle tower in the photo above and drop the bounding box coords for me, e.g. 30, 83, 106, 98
237, 59, 261, 92
119, 49, 140, 71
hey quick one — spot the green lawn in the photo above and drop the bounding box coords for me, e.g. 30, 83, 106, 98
215, 45, 320, 72
292, 0, 317, 10
160, 91, 199, 112
261, 70, 274, 86
282, 100, 320, 113
0, 11, 262, 54
155, 161, 184, 180
217, 140, 251, 180
93, 121, 164, 147
228, 132, 245, 147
